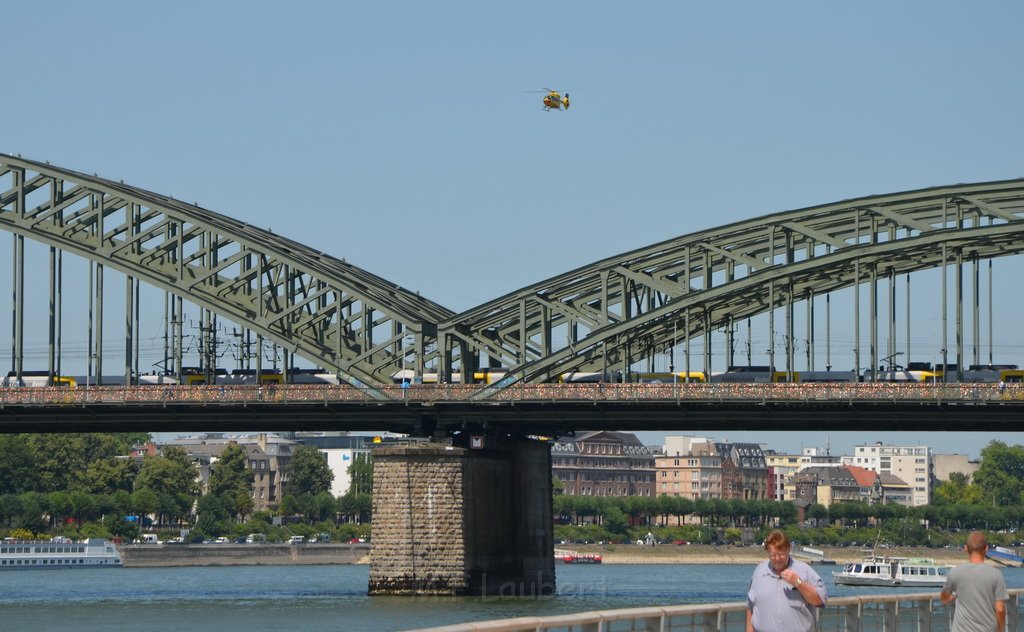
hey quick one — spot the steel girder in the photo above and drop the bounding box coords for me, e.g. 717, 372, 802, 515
447, 179, 1024, 394
5, 154, 1024, 393
0, 154, 454, 389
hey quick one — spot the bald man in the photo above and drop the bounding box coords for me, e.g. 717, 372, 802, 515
940, 531, 1008, 632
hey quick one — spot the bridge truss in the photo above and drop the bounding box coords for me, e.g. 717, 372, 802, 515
3, 153, 1024, 397
0, 155, 452, 392
452, 179, 1024, 393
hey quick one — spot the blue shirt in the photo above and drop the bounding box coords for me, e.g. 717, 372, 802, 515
746, 556, 827, 632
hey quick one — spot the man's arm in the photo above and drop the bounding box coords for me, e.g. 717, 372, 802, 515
796, 578, 824, 607
745, 607, 754, 632
995, 599, 1006, 632
939, 588, 955, 605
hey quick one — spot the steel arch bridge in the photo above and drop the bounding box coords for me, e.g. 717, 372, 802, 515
3, 154, 1024, 398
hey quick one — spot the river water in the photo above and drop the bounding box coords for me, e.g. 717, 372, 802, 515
2, 563, 1022, 631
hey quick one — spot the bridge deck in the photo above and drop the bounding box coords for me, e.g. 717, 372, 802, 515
1, 383, 1021, 434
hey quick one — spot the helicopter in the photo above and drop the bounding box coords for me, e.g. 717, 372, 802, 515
540, 88, 570, 111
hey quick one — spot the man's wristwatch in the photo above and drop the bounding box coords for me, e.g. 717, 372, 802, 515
795, 578, 803, 587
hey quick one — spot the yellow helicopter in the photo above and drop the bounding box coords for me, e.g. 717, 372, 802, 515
540, 88, 570, 111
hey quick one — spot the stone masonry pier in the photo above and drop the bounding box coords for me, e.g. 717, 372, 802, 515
368, 437, 554, 596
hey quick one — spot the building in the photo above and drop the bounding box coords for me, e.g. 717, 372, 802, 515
552, 431, 655, 497
931, 453, 980, 485
843, 442, 931, 506
788, 466, 860, 507
714, 442, 768, 500
160, 433, 296, 512
763, 451, 803, 501
654, 441, 722, 499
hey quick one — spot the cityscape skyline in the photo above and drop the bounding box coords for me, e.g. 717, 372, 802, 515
4, 3, 1024, 458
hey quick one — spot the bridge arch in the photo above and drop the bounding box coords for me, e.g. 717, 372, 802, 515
4, 154, 1024, 392
447, 179, 1024, 392
0, 154, 452, 389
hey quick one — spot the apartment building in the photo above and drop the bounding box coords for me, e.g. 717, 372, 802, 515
843, 442, 931, 506
551, 431, 656, 497
654, 442, 722, 499
714, 442, 769, 500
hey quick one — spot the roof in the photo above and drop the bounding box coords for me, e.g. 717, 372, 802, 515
845, 464, 879, 488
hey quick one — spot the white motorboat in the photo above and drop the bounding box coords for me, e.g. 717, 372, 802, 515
832, 555, 951, 587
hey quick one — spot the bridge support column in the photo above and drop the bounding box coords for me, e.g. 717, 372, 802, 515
368, 436, 554, 597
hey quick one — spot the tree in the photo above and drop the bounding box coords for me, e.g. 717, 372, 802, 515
26, 433, 130, 492
974, 441, 1024, 506
347, 453, 373, 496
0, 435, 40, 493
602, 506, 629, 538
207, 445, 254, 508
933, 472, 984, 506
287, 446, 334, 496
135, 447, 200, 499
132, 446, 195, 524
82, 458, 138, 495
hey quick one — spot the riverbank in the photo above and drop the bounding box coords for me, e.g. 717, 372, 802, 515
566, 544, 968, 565
121, 542, 370, 567
119, 542, 968, 568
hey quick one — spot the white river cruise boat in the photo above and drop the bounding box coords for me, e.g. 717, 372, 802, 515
832, 555, 951, 587
0, 537, 122, 570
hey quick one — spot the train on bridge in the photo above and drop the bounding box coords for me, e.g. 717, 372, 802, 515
5, 363, 1023, 388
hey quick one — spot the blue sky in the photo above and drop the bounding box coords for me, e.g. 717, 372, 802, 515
4, 1, 1024, 459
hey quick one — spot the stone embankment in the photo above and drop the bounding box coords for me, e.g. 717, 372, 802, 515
121, 542, 370, 567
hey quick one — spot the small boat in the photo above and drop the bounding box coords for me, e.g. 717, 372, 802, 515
0, 537, 122, 570
832, 555, 952, 587
795, 545, 836, 565
562, 553, 602, 564
988, 546, 1024, 568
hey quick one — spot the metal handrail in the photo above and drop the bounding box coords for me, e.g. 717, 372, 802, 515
408, 589, 1024, 631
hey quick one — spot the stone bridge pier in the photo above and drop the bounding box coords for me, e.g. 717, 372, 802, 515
368, 435, 554, 596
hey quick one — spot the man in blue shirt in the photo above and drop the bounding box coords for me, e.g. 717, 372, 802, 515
746, 530, 827, 632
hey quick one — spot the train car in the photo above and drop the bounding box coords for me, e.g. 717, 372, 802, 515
791, 371, 857, 383
391, 368, 509, 385
288, 368, 340, 385
473, 368, 509, 384
710, 366, 778, 383
635, 371, 706, 383
558, 371, 625, 383
219, 369, 283, 385
864, 362, 941, 383
3, 370, 76, 387
180, 367, 229, 385
86, 374, 177, 386
961, 364, 1024, 383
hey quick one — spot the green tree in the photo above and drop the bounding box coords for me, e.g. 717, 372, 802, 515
602, 506, 629, 538
974, 441, 1024, 506
135, 447, 199, 499
132, 446, 195, 524
0, 435, 41, 493
82, 458, 138, 495
207, 444, 254, 511
287, 446, 334, 496
26, 433, 131, 492
933, 472, 985, 506
347, 453, 373, 496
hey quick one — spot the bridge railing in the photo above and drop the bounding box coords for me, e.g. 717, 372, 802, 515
0, 382, 1021, 406
410, 589, 1024, 631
